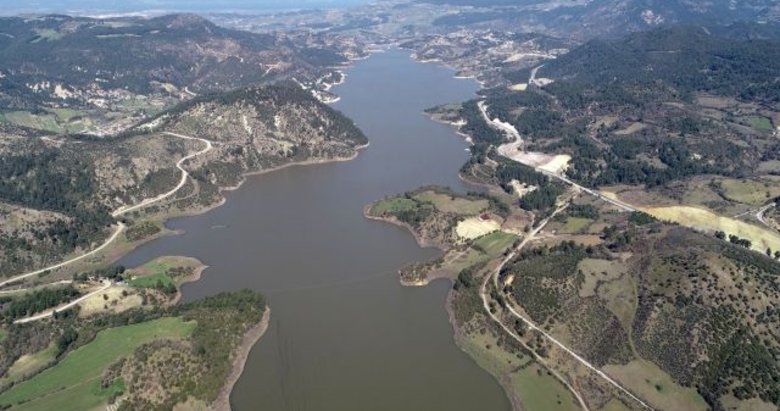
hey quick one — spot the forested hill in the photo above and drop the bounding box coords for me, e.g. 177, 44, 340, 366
462, 24, 780, 191
153, 81, 368, 148
0, 13, 345, 110
0, 81, 365, 276
538, 25, 780, 104
711, 21, 780, 41
423, 0, 779, 39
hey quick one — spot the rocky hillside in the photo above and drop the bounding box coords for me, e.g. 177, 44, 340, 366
0, 82, 365, 278
153, 82, 366, 187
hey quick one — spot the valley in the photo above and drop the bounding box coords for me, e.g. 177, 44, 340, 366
0, 1, 779, 411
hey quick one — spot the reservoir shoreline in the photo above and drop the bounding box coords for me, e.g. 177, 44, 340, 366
213, 308, 272, 411
118, 49, 511, 411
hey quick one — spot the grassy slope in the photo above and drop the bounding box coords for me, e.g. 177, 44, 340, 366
0, 317, 195, 411
370, 198, 418, 215
604, 360, 708, 411
642, 205, 780, 253
0, 345, 57, 386
458, 323, 580, 411
129, 273, 174, 288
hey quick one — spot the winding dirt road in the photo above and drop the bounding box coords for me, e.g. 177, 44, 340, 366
111, 132, 213, 217
476, 107, 652, 409
14, 281, 112, 324
479, 203, 653, 410
478, 204, 594, 411
756, 203, 777, 230
0, 132, 213, 289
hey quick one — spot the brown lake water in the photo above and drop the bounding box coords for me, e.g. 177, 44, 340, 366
118, 49, 510, 411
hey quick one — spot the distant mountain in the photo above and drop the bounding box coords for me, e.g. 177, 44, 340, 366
427, 0, 780, 39
1, 0, 370, 15
0, 13, 345, 110
538, 0, 779, 37
420, 0, 544, 5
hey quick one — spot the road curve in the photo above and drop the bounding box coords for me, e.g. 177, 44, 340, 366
14, 281, 112, 324
112, 132, 213, 217
479, 203, 654, 410
756, 203, 777, 230
480, 109, 652, 409
0, 223, 126, 288
0, 132, 213, 288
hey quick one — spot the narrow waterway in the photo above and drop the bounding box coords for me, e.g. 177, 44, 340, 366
118, 49, 510, 411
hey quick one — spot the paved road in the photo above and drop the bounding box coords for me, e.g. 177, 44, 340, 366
0, 132, 213, 288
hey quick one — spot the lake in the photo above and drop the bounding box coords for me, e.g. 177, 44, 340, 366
118, 49, 510, 411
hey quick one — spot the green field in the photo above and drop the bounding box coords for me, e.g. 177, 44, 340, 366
140, 259, 175, 274
129, 272, 174, 288
413, 191, 488, 215
370, 197, 417, 215
459, 326, 580, 411
128, 258, 177, 288
577, 258, 626, 297
598, 399, 633, 411
473, 231, 517, 256
604, 359, 708, 411
560, 217, 593, 234
32, 29, 64, 42
0, 109, 91, 134
48, 108, 83, 122
510, 363, 581, 411
0, 317, 195, 411
743, 116, 774, 132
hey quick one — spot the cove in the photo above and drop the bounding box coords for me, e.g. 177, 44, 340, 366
118, 49, 511, 411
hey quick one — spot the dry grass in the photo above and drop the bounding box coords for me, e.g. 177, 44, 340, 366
613, 122, 646, 135
499, 141, 571, 175
757, 160, 780, 174
696, 95, 736, 109
172, 397, 210, 411
509, 180, 537, 198
720, 395, 778, 411
597, 272, 637, 333
456, 217, 501, 240
642, 205, 780, 253
717, 178, 780, 206
577, 259, 625, 298
1, 344, 57, 385
78, 285, 142, 317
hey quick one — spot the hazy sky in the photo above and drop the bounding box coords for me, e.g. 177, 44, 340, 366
0, 0, 372, 14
